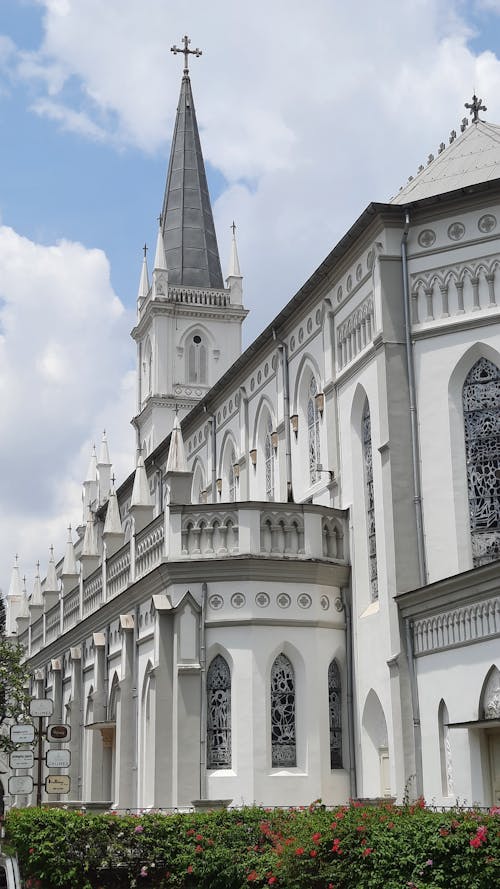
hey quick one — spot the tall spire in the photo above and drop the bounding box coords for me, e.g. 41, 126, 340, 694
161, 39, 224, 289
137, 245, 150, 305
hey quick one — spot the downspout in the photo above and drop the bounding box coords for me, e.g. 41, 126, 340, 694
401, 210, 424, 798
342, 587, 357, 799
401, 210, 426, 587
199, 581, 207, 799
275, 337, 294, 502
208, 416, 217, 504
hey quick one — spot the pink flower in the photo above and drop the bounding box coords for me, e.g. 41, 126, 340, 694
140, 866, 148, 877
425, 859, 433, 867
310, 849, 317, 857
134, 825, 144, 834
295, 847, 304, 856
362, 847, 372, 857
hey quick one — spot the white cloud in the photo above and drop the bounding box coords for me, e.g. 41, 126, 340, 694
0, 227, 135, 595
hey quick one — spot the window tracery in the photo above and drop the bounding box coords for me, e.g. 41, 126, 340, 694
207, 655, 231, 769
362, 401, 378, 600
308, 376, 321, 484
463, 358, 500, 566
265, 416, 274, 500
328, 660, 342, 769
228, 447, 236, 502
271, 653, 296, 767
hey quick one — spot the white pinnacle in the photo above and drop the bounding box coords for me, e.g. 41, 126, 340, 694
166, 414, 188, 473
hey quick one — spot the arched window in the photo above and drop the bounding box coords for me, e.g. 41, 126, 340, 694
187, 333, 208, 384
362, 400, 378, 600
438, 699, 453, 797
463, 358, 500, 566
142, 337, 152, 400
308, 376, 321, 484
328, 660, 342, 769
271, 653, 296, 767
265, 416, 275, 500
207, 655, 231, 769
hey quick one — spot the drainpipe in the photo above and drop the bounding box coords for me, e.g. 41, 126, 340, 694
405, 618, 423, 798
199, 582, 207, 799
401, 211, 425, 799
401, 210, 426, 587
208, 416, 217, 504
275, 336, 294, 502
342, 587, 357, 799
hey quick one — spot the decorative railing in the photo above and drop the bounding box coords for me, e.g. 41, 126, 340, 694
168, 285, 230, 307
45, 603, 61, 644
337, 296, 375, 370
411, 259, 500, 329
107, 545, 131, 600
413, 595, 500, 654
63, 588, 80, 632
83, 568, 103, 618
135, 515, 164, 580
181, 510, 239, 557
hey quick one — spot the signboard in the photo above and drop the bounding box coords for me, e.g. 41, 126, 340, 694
46, 748, 71, 768
47, 724, 71, 742
10, 723, 35, 744
8, 775, 33, 795
45, 774, 70, 794
30, 698, 54, 718
9, 749, 34, 769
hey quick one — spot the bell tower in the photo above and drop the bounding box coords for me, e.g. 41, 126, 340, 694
131, 37, 248, 455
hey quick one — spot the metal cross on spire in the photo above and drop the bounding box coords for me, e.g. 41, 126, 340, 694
465, 94, 487, 123
170, 35, 202, 76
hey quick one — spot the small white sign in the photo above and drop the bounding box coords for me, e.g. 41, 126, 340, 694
45, 774, 70, 794
9, 750, 34, 769
29, 699, 54, 717
47, 724, 71, 742
8, 775, 33, 795
10, 723, 35, 744
46, 749, 71, 768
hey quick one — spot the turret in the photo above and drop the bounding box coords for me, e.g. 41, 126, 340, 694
6, 556, 23, 635
137, 244, 150, 313
43, 546, 60, 612
152, 220, 168, 299
129, 451, 154, 533
225, 221, 243, 306
102, 477, 125, 557
61, 525, 79, 595
29, 562, 44, 624
83, 444, 98, 519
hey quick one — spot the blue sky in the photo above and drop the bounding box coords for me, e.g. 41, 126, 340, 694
2, 0, 500, 595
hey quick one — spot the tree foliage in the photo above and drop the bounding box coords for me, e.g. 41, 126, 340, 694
0, 595, 31, 752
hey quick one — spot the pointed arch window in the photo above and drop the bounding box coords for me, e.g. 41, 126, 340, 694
438, 699, 454, 796
142, 338, 153, 400
188, 334, 208, 385
207, 655, 231, 769
271, 653, 296, 767
328, 660, 342, 769
308, 376, 321, 484
362, 400, 378, 600
265, 416, 275, 501
463, 358, 500, 566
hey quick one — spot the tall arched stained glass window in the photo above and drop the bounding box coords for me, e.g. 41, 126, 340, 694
207, 655, 231, 769
362, 400, 378, 600
187, 333, 207, 384
308, 376, 321, 484
328, 660, 342, 769
271, 653, 296, 767
265, 417, 274, 500
463, 358, 500, 566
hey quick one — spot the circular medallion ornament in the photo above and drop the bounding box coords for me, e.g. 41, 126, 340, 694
298, 327, 304, 343
277, 593, 291, 609
320, 595, 330, 610
418, 229, 436, 248
447, 222, 465, 241
367, 249, 375, 271
290, 336, 296, 352
195, 389, 202, 397
297, 593, 312, 609
255, 592, 270, 608
209, 595, 224, 610
478, 214, 497, 233
337, 285, 343, 303
231, 592, 246, 609
346, 274, 353, 293
356, 263, 363, 282
257, 370, 262, 384
264, 363, 269, 377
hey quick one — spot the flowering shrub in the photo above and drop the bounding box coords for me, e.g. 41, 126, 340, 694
5, 801, 500, 889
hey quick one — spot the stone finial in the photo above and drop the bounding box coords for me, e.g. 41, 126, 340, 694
45, 546, 59, 594
460, 117, 468, 133
166, 414, 188, 474
62, 525, 78, 577
449, 129, 457, 143
137, 247, 150, 304
31, 563, 43, 608
438, 142, 446, 154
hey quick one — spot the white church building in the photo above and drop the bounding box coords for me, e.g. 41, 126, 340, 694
4, 48, 500, 811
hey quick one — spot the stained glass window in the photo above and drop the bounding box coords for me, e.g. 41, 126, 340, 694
207, 655, 231, 769
362, 401, 378, 600
463, 358, 500, 566
265, 417, 274, 500
308, 377, 321, 484
271, 653, 296, 767
328, 660, 342, 769
188, 334, 207, 384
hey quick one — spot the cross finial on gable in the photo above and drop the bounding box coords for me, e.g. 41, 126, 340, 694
171, 35, 202, 77
465, 94, 487, 123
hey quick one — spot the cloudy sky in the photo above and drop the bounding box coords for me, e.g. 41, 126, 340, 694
2, 0, 500, 596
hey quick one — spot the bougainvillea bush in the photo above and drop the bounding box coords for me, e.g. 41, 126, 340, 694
5, 801, 500, 889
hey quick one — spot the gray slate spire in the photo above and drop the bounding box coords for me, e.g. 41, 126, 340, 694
160, 73, 224, 289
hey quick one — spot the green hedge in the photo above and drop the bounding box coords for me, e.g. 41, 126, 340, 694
5, 801, 500, 889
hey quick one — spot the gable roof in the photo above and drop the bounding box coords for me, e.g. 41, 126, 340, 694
391, 120, 500, 205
